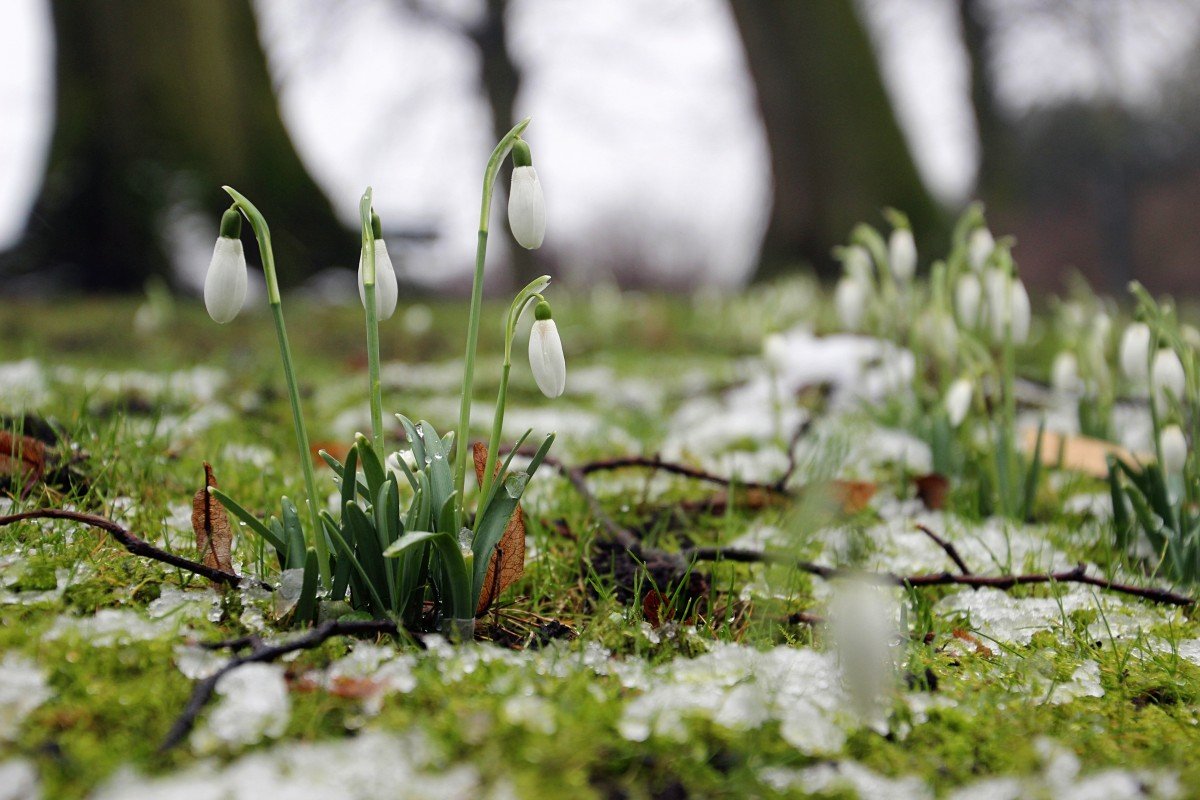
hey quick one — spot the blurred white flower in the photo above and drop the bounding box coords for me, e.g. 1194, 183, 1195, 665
984, 270, 1030, 344
1051, 351, 1080, 395
204, 236, 248, 324
917, 312, 958, 363
842, 244, 873, 283
508, 166, 546, 250
945, 378, 973, 427
954, 273, 982, 328
1152, 348, 1186, 413
967, 227, 994, 272
1119, 323, 1151, 384
357, 238, 399, 320
528, 305, 566, 398
1160, 424, 1188, 474
835, 276, 869, 331
762, 333, 788, 371
888, 228, 916, 283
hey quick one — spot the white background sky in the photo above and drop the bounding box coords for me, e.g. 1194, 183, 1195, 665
0, 0, 1196, 287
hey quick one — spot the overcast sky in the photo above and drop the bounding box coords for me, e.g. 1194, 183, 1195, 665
1, 0, 1196, 286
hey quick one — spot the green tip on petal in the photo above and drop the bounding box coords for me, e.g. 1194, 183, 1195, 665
371, 211, 383, 240
534, 300, 552, 321
219, 207, 242, 239
512, 139, 533, 168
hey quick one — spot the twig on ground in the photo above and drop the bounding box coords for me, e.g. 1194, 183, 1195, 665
160, 618, 403, 752
577, 455, 788, 496
773, 419, 813, 492
915, 523, 973, 575
0, 509, 269, 590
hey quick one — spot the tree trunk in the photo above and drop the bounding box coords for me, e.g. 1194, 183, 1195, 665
957, 0, 1015, 208
728, 0, 944, 281
1, 0, 353, 293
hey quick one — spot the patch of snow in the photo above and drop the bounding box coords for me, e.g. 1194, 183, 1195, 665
92, 731, 481, 800
0, 360, 49, 409
45, 609, 178, 646
0, 654, 51, 741
191, 663, 290, 752
1038, 660, 1105, 705
0, 758, 40, 800
147, 587, 215, 621
762, 761, 933, 800
173, 644, 228, 681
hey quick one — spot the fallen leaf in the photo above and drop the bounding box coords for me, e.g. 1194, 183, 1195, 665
808, 479, 877, 514
643, 590, 672, 628
0, 430, 46, 496
913, 473, 950, 510
1021, 428, 1145, 478
192, 462, 235, 582
951, 628, 993, 657
472, 442, 525, 615
310, 440, 350, 464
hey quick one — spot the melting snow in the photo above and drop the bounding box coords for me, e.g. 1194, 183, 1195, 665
0, 655, 51, 741
191, 663, 290, 752
45, 609, 179, 646
0, 759, 41, 800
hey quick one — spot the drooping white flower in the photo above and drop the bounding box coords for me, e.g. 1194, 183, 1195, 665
917, 312, 958, 363
954, 273, 982, 328
204, 234, 248, 324
1051, 351, 1080, 395
1152, 348, 1186, 413
1119, 323, 1152, 384
984, 270, 1030, 344
762, 333, 788, 371
357, 238, 399, 320
1160, 424, 1188, 474
945, 378, 973, 427
967, 227, 994, 272
835, 276, 869, 331
841, 244, 873, 283
828, 578, 899, 725
528, 302, 565, 398
888, 228, 917, 283
508, 166, 546, 250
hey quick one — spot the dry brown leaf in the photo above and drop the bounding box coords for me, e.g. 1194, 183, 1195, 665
951, 628, 994, 657
472, 442, 525, 615
192, 462, 235, 582
913, 473, 950, 510
0, 431, 46, 495
1021, 428, 1145, 478
809, 479, 877, 514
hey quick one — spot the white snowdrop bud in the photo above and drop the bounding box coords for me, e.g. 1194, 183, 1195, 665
1183, 325, 1200, 353
842, 244, 873, 283
1119, 323, 1151, 384
204, 208, 248, 324
1160, 424, 1188, 474
835, 276, 868, 331
1152, 348, 1186, 413
984, 270, 1030, 344
507, 141, 545, 250
828, 578, 899, 724
528, 302, 566, 398
918, 312, 958, 363
967, 227, 994, 272
357, 237, 399, 320
763, 333, 788, 371
888, 227, 917, 283
1009, 277, 1031, 344
1051, 351, 1080, 394
954, 273, 982, 328
945, 378, 973, 427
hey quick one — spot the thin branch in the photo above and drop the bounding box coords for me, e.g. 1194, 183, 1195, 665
773, 419, 813, 491
160, 618, 402, 752
915, 523, 973, 575
0, 509, 269, 590
578, 456, 788, 495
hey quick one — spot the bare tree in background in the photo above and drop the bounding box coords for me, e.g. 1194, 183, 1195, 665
728, 0, 944, 281
396, 0, 539, 287
0, 0, 352, 293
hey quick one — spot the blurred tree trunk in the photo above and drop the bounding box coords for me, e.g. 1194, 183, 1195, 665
728, 0, 943, 281
957, 0, 1016, 208
0, 0, 352, 293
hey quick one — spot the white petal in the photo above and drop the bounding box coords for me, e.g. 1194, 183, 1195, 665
954, 273, 982, 327
1152, 348, 1186, 412
1119, 323, 1151, 384
945, 378, 973, 427
528, 319, 566, 398
1160, 425, 1188, 474
358, 240, 399, 320
835, 277, 867, 330
888, 229, 916, 282
204, 237, 248, 324
967, 228, 994, 272
508, 166, 546, 250
1051, 351, 1080, 394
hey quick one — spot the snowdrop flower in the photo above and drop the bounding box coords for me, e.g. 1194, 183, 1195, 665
917, 312, 958, 363
204, 208, 248, 324
1152, 348, 1186, 413
1051, 351, 1080, 395
835, 276, 869, 330
967, 227, 994, 272
1119, 323, 1151, 384
762, 333, 788, 371
841, 244, 872, 283
507, 140, 545, 250
357, 212, 399, 320
828, 578, 899, 726
1160, 424, 1188, 474
984, 269, 1030, 344
945, 378, 973, 427
954, 273, 982, 328
888, 227, 917, 283
528, 301, 565, 398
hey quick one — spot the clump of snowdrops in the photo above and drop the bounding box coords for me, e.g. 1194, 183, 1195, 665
200, 120, 563, 637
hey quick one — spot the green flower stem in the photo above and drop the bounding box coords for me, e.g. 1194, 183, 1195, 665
359, 188, 385, 459
452, 117, 531, 531
222, 186, 330, 588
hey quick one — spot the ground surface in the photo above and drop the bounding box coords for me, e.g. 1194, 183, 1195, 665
2, 284, 1199, 799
